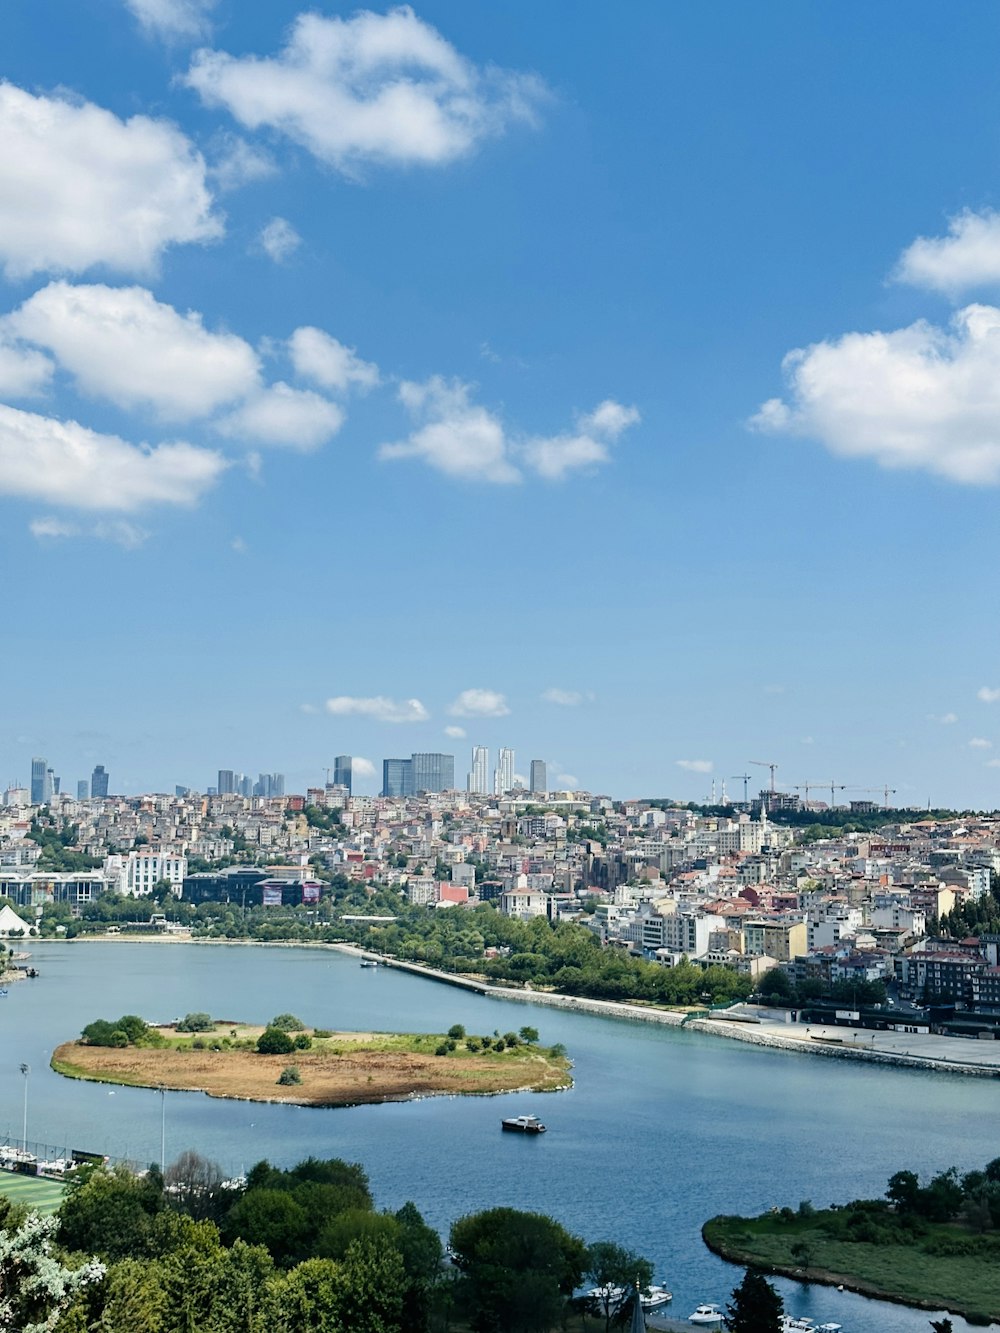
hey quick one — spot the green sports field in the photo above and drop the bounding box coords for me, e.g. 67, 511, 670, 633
0, 1171, 67, 1215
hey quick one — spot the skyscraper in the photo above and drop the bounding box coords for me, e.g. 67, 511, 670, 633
494, 748, 514, 796
334, 755, 352, 795
91, 765, 109, 798
382, 758, 412, 798
271, 773, 285, 798
530, 760, 547, 794
77, 779, 90, 801
30, 757, 46, 805
411, 753, 455, 793
217, 769, 235, 795
467, 745, 489, 794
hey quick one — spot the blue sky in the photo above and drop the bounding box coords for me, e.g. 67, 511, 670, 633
4, 1, 1000, 806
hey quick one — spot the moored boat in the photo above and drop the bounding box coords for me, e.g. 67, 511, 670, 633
501, 1114, 546, 1133
689, 1304, 724, 1324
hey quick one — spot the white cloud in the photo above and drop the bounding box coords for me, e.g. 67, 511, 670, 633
541, 687, 593, 707
752, 304, 1000, 485
895, 210, 1000, 295
448, 688, 510, 718
4, 282, 259, 420
215, 382, 343, 449
555, 773, 578, 788
0, 82, 221, 278
258, 217, 301, 263
987, 758, 1000, 769
381, 378, 636, 484
444, 725, 466, 739
208, 133, 277, 191
929, 711, 959, 724
185, 6, 545, 175
979, 687, 1000, 703
676, 759, 713, 774
299, 703, 319, 715
352, 757, 376, 779
30, 515, 149, 548
290, 326, 379, 392
125, 0, 215, 40
969, 737, 993, 749
0, 404, 226, 511
325, 695, 429, 724
0, 342, 53, 397
381, 377, 520, 483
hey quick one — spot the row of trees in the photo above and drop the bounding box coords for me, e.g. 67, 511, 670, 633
0, 1149, 677, 1332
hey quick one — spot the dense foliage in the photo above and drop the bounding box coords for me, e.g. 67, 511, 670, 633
80, 1015, 165, 1049
0, 1152, 655, 1332
939, 873, 1000, 938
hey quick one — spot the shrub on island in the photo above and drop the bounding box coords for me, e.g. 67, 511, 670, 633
257, 1027, 296, 1055
269, 1013, 306, 1032
175, 1012, 214, 1033
81, 1015, 165, 1048
277, 1066, 302, 1086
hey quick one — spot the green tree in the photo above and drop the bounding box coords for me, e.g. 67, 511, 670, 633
725, 1269, 783, 1333
584, 1240, 654, 1333
0, 1212, 105, 1332
57, 1164, 164, 1262
269, 1013, 307, 1032
257, 1027, 296, 1055
450, 1207, 586, 1333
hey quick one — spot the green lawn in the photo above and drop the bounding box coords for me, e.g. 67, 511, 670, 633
0, 1171, 68, 1215
704, 1212, 1000, 1322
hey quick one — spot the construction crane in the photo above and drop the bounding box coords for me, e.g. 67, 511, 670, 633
731, 774, 752, 804
848, 786, 897, 809
749, 760, 778, 793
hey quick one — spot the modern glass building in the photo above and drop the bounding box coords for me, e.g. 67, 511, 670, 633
334, 755, 352, 795
30, 757, 47, 805
382, 758, 413, 798
411, 753, 455, 793
529, 759, 547, 794
91, 765, 109, 798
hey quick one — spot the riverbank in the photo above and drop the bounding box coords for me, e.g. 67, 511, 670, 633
703, 1212, 1000, 1323
64, 936, 1000, 1077
51, 1022, 572, 1107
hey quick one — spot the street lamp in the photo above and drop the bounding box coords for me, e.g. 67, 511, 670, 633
158, 1085, 166, 1172
19, 1063, 29, 1153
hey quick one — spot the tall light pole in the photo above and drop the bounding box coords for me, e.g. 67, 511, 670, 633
19, 1063, 29, 1153
159, 1085, 166, 1173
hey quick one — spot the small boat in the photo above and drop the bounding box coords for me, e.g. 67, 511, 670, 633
815, 1325, 842, 1332
359, 960, 378, 968
689, 1305, 724, 1325
501, 1114, 546, 1134
782, 1318, 814, 1333
643, 1285, 672, 1310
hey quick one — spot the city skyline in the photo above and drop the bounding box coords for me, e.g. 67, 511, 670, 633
4, 5, 1000, 805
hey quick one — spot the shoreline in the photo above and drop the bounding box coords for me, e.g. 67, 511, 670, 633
56, 935, 1000, 1077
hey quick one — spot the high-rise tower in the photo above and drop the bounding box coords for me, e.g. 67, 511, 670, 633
467, 746, 489, 794
494, 748, 514, 796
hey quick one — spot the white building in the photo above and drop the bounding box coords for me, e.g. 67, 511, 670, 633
494, 748, 515, 796
104, 848, 188, 897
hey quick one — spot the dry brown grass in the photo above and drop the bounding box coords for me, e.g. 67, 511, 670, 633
51, 1031, 571, 1107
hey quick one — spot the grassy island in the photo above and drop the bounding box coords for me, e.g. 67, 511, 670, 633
51, 1013, 571, 1107
704, 1160, 1000, 1323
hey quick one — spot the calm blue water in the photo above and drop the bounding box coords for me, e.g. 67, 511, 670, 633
2, 940, 996, 1333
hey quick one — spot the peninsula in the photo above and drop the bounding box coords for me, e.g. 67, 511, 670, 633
51, 1013, 571, 1107
703, 1160, 1000, 1323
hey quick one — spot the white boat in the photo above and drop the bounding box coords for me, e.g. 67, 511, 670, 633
642, 1284, 672, 1310
689, 1304, 724, 1324
782, 1318, 814, 1333
501, 1114, 546, 1134
815, 1324, 842, 1332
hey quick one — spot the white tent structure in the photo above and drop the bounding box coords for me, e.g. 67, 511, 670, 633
0, 903, 31, 936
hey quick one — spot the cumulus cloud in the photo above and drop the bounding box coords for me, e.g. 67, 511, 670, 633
929, 711, 959, 724
448, 688, 510, 718
0, 341, 53, 397
987, 759, 1000, 769
444, 725, 466, 739
352, 757, 376, 780
208, 133, 277, 191
0, 404, 226, 511
541, 687, 593, 707
751, 304, 1000, 485
381, 377, 519, 483
676, 759, 713, 774
895, 210, 1000, 295
216, 382, 343, 449
969, 737, 993, 749
325, 695, 429, 723
30, 515, 149, 548
555, 773, 578, 788
257, 217, 301, 263
0, 82, 221, 278
185, 6, 546, 175
4, 282, 259, 420
125, 0, 216, 40
380, 377, 637, 484
290, 326, 379, 392
979, 687, 1000, 703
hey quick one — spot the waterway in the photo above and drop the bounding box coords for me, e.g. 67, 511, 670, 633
3, 940, 997, 1332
